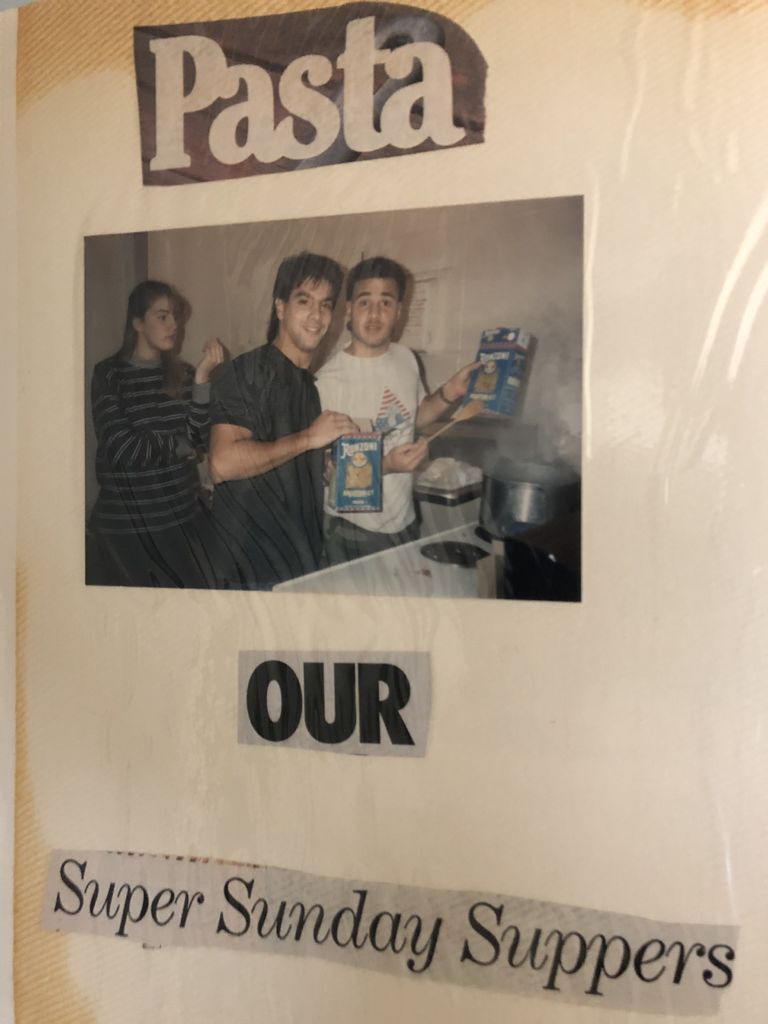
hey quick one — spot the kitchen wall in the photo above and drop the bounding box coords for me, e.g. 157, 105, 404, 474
146, 195, 583, 465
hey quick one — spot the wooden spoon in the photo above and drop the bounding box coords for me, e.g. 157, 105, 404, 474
426, 399, 486, 443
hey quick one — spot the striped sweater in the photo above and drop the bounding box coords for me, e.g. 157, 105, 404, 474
90, 355, 210, 533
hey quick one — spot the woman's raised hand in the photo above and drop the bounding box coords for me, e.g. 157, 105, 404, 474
194, 338, 226, 383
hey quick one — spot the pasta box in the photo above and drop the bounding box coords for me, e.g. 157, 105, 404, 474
464, 327, 534, 416
329, 432, 383, 513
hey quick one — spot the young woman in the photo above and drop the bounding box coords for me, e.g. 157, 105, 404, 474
88, 280, 226, 588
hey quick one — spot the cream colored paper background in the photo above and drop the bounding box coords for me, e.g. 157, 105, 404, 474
14, 1, 768, 1021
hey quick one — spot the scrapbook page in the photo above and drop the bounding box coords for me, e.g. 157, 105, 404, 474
10, 0, 768, 1021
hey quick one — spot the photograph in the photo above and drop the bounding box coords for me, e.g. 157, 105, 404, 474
84, 196, 583, 601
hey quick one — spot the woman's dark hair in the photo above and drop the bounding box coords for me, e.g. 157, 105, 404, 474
120, 280, 187, 397
267, 252, 344, 343
346, 256, 407, 301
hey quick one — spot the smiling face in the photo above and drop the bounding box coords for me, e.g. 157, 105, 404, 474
274, 278, 335, 367
347, 277, 402, 357
132, 295, 178, 360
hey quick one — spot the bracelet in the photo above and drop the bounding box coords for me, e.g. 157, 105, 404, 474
438, 384, 451, 403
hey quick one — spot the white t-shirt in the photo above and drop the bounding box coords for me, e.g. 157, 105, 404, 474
316, 343, 426, 534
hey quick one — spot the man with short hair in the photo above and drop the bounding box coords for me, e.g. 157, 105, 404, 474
316, 255, 477, 565
209, 252, 355, 588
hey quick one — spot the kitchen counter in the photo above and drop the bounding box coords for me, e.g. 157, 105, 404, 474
274, 524, 494, 599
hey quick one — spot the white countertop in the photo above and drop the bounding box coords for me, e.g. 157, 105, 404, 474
274, 523, 494, 599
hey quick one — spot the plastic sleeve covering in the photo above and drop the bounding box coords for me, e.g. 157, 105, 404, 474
10, 1, 768, 1022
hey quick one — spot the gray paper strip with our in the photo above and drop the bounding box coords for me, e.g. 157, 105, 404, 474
237, 651, 431, 757
43, 850, 736, 1016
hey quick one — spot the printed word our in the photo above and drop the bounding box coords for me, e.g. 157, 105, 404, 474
245, 659, 415, 746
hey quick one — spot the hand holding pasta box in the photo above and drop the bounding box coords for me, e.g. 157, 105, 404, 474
463, 327, 535, 418
328, 432, 384, 513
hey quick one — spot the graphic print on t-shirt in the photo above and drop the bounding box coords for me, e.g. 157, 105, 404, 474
372, 387, 411, 435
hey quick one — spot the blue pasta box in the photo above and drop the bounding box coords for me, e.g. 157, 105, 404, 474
464, 327, 535, 416
329, 432, 383, 513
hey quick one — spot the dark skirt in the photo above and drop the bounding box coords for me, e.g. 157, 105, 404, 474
86, 504, 236, 590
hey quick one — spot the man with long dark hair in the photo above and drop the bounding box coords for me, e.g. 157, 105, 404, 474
209, 252, 355, 589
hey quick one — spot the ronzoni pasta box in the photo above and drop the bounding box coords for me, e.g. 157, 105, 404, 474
464, 327, 534, 417
329, 432, 384, 512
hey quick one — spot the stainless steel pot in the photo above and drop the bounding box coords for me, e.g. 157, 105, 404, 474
479, 459, 580, 537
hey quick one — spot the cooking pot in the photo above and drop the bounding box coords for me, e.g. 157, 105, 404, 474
479, 458, 580, 537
